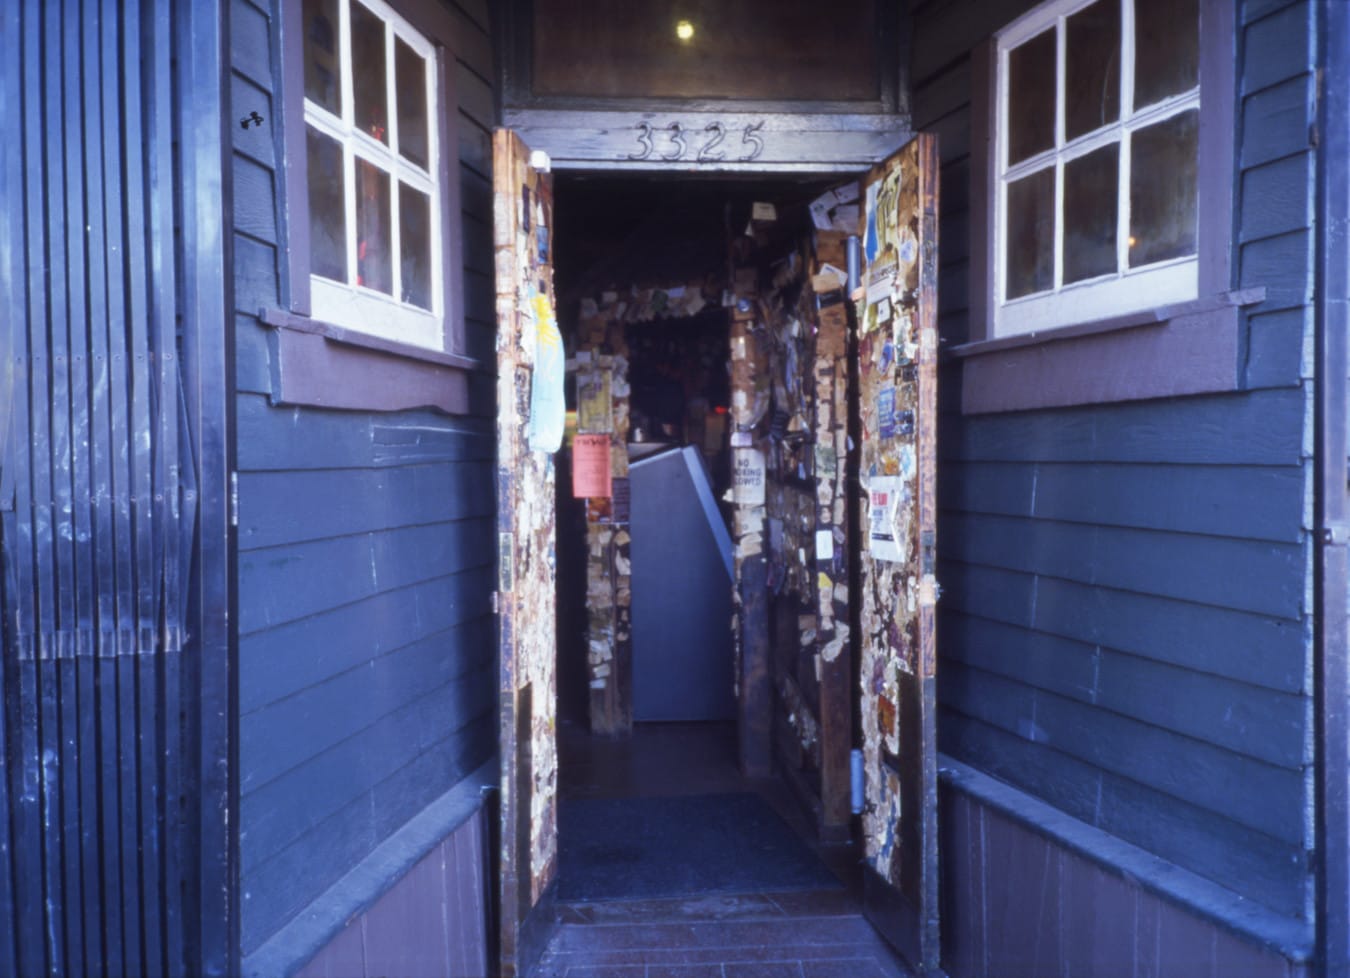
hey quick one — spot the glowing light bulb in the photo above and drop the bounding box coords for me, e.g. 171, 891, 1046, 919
676, 19, 695, 41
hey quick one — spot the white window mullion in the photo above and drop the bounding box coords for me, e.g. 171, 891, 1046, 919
338, 0, 358, 289
1122, 0, 1137, 119
1053, 16, 1067, 291
384, 25, 403, 305
1118, 0, 1134, 274
427, 51, 444, 320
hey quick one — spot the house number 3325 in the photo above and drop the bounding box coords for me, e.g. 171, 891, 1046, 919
627, 121, 765, 162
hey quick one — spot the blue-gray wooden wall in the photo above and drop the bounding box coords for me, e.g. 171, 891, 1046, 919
228, 0, 498, 955
914, 0, 1316, 923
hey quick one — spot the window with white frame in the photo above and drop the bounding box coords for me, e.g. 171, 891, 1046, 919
994, 0, 1200, 337
301, 0, 444, 350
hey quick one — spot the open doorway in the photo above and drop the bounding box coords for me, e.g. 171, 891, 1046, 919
546, 171, 882, 954
493, 131, 940, 977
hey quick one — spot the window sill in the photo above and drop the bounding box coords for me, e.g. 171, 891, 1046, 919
259, 308, 484, 414
949, 289, 1266, 415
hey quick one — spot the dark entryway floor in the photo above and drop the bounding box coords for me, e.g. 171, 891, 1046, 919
531, 722, 911, 977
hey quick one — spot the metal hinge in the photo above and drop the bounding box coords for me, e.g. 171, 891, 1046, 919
1322, 522, 1350, 546
229, 472, 239, 527
490, 590, 499, 614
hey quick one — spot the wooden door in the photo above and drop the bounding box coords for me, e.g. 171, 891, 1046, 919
493, 129, 561, 977
854, 134, 941, 974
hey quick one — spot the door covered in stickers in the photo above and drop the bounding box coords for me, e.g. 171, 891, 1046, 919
855, 135, 941, 972
493, 129, 564, 978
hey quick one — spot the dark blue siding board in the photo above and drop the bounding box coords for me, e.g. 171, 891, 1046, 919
240, 654, 493, 871
926, 107, 972, 167
938, 262, 971, 322
1029, 575, 1307, 693
911, 0, 1037, 82
238, 462, 495, 549
944, 663, 1305, 844
459, 120, 492, 179
454, 0, 491, 34
230, 0, 272, 89
1030, 463, 1303, 543
1093, 653, 1308, 770
1095, 775, 1310, 921
938, 155, 972, 219
1245, 308, 1311, 389
943, 390, 1306, 466
1240, 154, 1313, 244
368, 711, 496, 843
370, 418, 495, 464
943, 460, 1307, 542
461, 161, 492, 222
464, 318, 496, 363
461, 211, 494, 275
1240, 1, 1312, 95
371, 520, 495, 597
241, 624, 494, 794
939, 613, 1100, 702
943, 512, 1305, 620
1241, 231, 1314, 312
1241, 75, 1315, 169
938, 715, 1309, 916
231, 74, 276, 169
238, 577, 493, 716
936, 560, 1037, 628
912, 57, 972, 128
235, 315, 274, 396
238, 524, 492, 635
233, 233, 280, 314
451, 6, 493, 82
241, 790, 378, 954
457, 64, 495, 135
941, 614, 1308, 768
234, 394, 493, 470
234, 156, 279, 244
463, 265, 496, 324
1241, 0, 1303, 25
240, 714, 494, 955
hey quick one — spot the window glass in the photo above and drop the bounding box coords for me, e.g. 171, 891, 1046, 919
395, 39, 429, 169
1130, 110, 1199, 267
399, 183, 432, 309
303, 0, 342, 115
1007, 29, 1056, 166
307, 128, 347, 281
355, 160, 392, 293
1065, 0, 1120, 141
1134, 0, 1198, 108
1006, 168, 1056, 298
351, 2, 389, 143
1063, 144, 1119, 283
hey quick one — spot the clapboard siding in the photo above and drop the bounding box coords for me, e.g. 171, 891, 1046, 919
940, 614, 1307, 768
241, 657, 495, 869
940, 461, 1305, 542
916, 0, 1316, 927
943, 512, 1304, 619
230, 0, 500, 957
940, 716, 1309, 916
238, 463, 495, 548
241, 713, 493, 950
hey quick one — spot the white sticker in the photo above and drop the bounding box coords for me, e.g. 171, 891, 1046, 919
816, 529, 835, 561
867, 476, 906, 563
733, 449, 767, 505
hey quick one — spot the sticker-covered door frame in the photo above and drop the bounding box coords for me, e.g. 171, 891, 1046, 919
854, 133, 941, 974
493, 126, 941, 976
493, 129, 561, 978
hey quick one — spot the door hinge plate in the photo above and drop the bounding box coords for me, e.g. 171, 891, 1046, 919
1323, 521, 1350, 546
